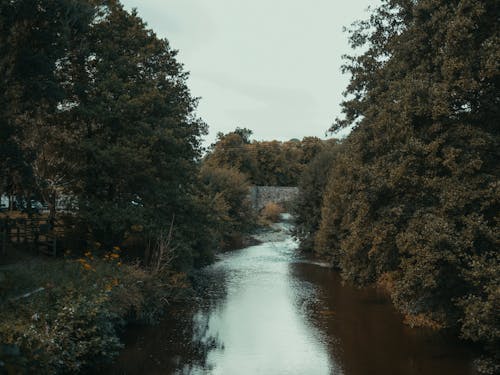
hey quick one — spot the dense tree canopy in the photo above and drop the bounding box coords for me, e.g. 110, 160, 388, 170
0, 0, 88, 201
295, 0, 499, 372
292, 140, 339, 252
67, 2, 207, 254
0, 0, 211, 268
205, 128, 327, 186
198, 165, 254, 249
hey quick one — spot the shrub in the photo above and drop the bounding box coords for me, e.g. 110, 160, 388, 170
259, 202, 283, 224
0, 252, 187, 373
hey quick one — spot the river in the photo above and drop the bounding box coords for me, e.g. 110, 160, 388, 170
105, 217, 478, 374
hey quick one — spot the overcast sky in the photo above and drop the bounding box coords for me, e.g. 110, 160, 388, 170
120, 0, 380, 145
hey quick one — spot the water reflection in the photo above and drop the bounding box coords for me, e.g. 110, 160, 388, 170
180, 237, 334, 374
290, 263, 478, 375
104, 223, 478, 375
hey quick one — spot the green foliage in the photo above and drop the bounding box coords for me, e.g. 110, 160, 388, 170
198, 165, 255, 249
292, 140, 339, 252
68, 2, 206, 252
0, 0, 211, 267
0, 0, 90, 199
0, 256, 188, 373
0, 3, 216, 370
205, 129, 327, 186
297, 0, 499, 371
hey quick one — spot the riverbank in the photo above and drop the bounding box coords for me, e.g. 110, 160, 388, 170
0, 249, 190, 374
102, 216, 480, 375
0, 218, 280, 374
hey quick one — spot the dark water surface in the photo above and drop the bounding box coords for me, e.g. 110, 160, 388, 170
105, 221, 478, 375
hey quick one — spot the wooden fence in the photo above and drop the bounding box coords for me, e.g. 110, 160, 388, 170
0, 214, 59, 256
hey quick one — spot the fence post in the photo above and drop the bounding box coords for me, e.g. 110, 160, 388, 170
1, 220, 6, 255
51, 219, 57, 257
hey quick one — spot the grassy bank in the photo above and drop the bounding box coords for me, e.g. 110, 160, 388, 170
0, 250, 189, 374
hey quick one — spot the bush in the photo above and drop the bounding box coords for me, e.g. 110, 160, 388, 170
0, 252, 188, 373
259, 203, 283, 224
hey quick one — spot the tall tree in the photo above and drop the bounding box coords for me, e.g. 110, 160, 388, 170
312, 1, 499, 371
1, 0, 211, 267
0, 0, 90, 203
66, 1, 207, 263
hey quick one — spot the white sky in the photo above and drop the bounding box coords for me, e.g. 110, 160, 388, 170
120, 0, 380, 145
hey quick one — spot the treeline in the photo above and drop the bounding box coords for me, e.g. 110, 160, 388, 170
204, 127, 333, 186
0, 0, 246, 268
197, 128, 332, 247
294, 0, 498, 372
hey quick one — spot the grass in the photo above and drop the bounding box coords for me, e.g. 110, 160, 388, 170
0, 248, 189, 374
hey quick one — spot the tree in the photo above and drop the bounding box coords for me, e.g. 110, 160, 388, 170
310, 1, 499, 371
205, 129, 256, 178
1, 0, 211, 268
198, 165, 254, 249
293, 140, 339, 252
51, 2, 203, 257
205, 130, 327, 186
0, 0, 91, 206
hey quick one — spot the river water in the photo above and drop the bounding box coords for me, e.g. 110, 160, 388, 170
106, 218, 478, 375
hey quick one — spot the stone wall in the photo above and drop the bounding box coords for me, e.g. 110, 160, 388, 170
249, 186, 299, 211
